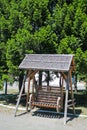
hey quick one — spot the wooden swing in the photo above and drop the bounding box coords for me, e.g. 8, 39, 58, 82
15, 54, 76, 124
28, 74, 64, 113
31, 86, 63, 111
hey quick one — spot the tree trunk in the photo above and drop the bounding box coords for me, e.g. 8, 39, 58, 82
39, 71, 42, 86
19, 74, 25, 94
74, 73, 77, 92
5, 80, 7, 94
47, 71, 50, 86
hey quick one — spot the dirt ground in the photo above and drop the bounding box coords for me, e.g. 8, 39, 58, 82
0, 107, 87, 130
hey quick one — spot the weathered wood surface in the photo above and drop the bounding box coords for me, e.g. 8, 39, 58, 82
31, 86, 64, 109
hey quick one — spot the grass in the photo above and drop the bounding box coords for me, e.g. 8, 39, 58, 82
74, 90, 87, 106
0, 89, 26, 107
75, 107, 87, 115
74, 90, 87, 115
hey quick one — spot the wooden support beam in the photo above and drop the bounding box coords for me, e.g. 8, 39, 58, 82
14, 71, 27, 116
64, 70, 76, 124
69, 70, 73, 96
67, 102, 76, 108
29, 70, 38, 79
60, 72, 67, 80
64, 72, 69, 124
61, 77, 64, 107
68, 99, 75, 103
32, 76, 35, 94
71, 58, 75, 71
69, 70, 75, 114
59, 75, 63, 103
26, 70, 31, 112
26, 69, 38, 112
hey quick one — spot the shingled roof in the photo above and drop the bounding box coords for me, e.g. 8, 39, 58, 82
19, 54, 74, 71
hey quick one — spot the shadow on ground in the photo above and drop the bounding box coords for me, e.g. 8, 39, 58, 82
31, 108, 81, 124
0, 90, 87, 121
0, 93, 26, 106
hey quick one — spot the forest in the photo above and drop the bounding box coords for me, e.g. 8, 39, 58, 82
0, 0, 87, 90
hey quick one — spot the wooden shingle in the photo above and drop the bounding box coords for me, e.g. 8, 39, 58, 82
19, 54, 74, 71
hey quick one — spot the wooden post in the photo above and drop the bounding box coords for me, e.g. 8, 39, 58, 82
60, 76, 64, 107
69, 70, 75, 114
32, 76, 35, 93
26, 70, 38, 111
14, 71, 27, 116
59, 75, 62, 96
64, 72, 69, 124
26, 70, 31, 112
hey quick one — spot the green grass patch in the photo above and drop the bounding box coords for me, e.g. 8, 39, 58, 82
0, 89, 26, 107
74, 90, 87, 107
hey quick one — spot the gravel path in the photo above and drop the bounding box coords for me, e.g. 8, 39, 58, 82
0, 107, 87, 130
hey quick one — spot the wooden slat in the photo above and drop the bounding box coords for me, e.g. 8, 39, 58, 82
37, 96, 61, 100
38, 92, 61, 96
37, 99, 57, 104
31, 85, 63, 110
68, 99, 75, 103
32, 102, 62, 109
37, 98, 57, 103
38, 86, 65, 90
32, 102, 56, 108
67, 103, 76, 108
17, 94, 27, 97
32, 86, 64, 108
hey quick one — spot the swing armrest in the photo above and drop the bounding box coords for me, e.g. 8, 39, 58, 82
56, 97, 61, 112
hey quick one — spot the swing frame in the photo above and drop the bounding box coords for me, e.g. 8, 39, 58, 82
15, 54, 76, 124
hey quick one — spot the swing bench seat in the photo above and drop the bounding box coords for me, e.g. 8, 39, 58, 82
30, 86, 64, 111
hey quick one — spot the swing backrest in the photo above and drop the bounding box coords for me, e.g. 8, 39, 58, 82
32, 86, 64, 109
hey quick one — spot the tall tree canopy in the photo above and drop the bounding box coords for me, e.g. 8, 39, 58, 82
0, 0, 87, 89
